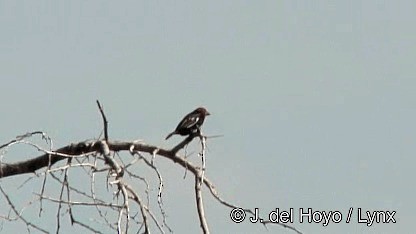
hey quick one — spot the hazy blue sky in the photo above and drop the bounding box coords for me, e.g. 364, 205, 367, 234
1, 1, 415, 233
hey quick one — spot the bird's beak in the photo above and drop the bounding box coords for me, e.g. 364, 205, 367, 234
206, 111, 211, 116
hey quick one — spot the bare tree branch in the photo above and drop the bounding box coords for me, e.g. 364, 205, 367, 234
195, 174, 209, 234
0, 102, 303, 234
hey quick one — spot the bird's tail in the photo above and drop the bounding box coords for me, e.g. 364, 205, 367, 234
165, 132, 175, 140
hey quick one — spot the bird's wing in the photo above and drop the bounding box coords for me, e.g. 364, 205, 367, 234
176, 113, 200, 130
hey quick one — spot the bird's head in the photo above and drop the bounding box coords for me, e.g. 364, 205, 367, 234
195, 107, 210, 116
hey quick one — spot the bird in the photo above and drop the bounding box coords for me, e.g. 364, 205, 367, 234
165, 107, 210, 140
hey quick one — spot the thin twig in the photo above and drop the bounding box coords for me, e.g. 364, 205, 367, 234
0, 185, 48, 233
96, 100, 109, 142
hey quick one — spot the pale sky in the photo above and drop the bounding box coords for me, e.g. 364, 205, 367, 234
1, 1, 415, 233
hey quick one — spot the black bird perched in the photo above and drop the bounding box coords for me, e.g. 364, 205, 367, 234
165, 107, 210, 140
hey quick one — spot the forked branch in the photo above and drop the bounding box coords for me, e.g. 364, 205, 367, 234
0, 102, 302, 234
